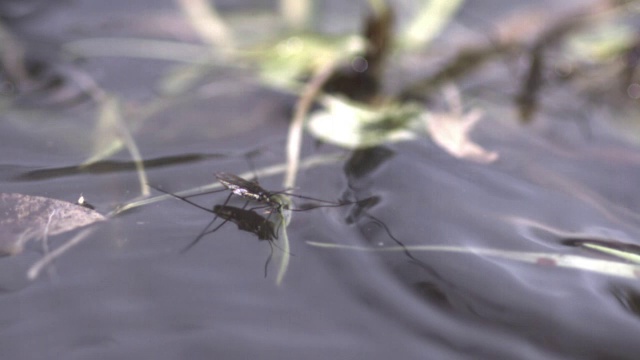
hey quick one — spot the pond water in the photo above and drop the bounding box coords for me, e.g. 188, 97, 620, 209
1, 1, 640, 359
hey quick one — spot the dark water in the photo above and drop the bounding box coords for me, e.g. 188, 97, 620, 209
2, 0, 640, 359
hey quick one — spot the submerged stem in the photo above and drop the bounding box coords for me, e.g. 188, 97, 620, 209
272, 194, 292, 286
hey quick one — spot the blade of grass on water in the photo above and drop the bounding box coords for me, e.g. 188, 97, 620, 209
307, 241, 640, 279
86, 95, 150, 196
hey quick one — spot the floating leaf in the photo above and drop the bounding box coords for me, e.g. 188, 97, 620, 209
306, 95, 424, 149
424, 86, 498, 163
0, 193, 105, 256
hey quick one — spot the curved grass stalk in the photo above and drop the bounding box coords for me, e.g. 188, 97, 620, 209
285, 59, 338, 189
306, 241, 640, 279
93, 96, 150, 196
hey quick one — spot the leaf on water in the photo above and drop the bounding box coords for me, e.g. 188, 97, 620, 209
306, 95, 424, 149
307, 87, 498, 159
424, 86, 498, 163
0, 193, 105, 256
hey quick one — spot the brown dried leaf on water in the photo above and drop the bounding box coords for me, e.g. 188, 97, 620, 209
0, 193, 105, 256
425, 86, 499, 163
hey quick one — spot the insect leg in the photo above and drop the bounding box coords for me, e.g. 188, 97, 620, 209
182, 188, 228, 198
180, 192, 233, 253
149, 184, 217, 214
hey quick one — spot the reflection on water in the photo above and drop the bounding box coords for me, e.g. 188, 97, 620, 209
611, 286, 640, 319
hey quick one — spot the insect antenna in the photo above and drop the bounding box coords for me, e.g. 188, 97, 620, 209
360, 212, 430, 268
181, 188, 228, 199
149, 184, 219, 214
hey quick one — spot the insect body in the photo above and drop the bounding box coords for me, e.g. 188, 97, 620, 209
215, 172, 289, 213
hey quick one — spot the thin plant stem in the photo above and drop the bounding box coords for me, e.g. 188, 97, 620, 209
109, 97, 150, 196
28, 227, 97, 280
285, 61, 338, 189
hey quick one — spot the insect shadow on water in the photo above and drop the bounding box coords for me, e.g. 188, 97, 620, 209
210, 204, 284, 277
150, 172, 363, 274
342, 192, 435, 277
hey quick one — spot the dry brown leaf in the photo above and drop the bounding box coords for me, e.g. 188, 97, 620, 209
0, 193, 105, 255
425, 86, 499, 163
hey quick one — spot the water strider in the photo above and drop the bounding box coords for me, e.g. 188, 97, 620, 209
150, 171, 346, 252
214, 172, 348, 213
152, 171, 429, 277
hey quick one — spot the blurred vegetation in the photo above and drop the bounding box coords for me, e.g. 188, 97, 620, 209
1, 1, 638, 178
2, 0, 640, 281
